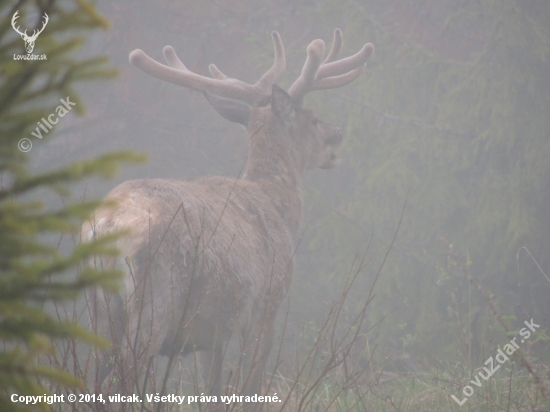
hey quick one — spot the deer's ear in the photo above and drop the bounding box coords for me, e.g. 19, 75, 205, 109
271, 84, 294, 126
204, 92, 250, 128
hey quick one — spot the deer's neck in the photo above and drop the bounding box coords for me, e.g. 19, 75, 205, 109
243, 122, 305, 238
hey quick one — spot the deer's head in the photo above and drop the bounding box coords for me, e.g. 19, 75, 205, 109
129, 30, 373, 176
11, 11, 49, 54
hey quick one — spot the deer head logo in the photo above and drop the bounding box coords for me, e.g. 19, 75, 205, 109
11, 10, 49, 54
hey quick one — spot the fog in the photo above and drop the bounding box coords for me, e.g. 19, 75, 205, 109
13, 0, 550, 410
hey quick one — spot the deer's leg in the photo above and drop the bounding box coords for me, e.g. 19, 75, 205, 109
102, 263, 175, 400
242, 314, 276, 412
201, 343, 224, 411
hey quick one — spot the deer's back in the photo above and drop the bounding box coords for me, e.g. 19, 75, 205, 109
82, 177, 294, 349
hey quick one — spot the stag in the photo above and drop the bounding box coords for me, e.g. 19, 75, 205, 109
11, 10, 49, 54
83, 29, 373, 410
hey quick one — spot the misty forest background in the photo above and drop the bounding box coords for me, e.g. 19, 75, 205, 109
2, 0, 550, 410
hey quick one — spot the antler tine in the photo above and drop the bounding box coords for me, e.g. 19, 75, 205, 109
255, 32, 286, 91
164, 46, 227, 82
288, 29, 373, 106
130, 49, 267, 106
316, 42, 373, 81
163, 45, 189, 71
208, 64, 227, 80
130, 32, 287, 107
164, 47, 231, 86
312, 66, 365, 90
287, 39, 325, 105
323, 29, 343, 64
207, 32, 285, 89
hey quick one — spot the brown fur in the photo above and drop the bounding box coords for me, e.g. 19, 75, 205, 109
82, 29, 373, 410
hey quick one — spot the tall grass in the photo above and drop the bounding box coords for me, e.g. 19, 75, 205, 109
39, 198, 549, 412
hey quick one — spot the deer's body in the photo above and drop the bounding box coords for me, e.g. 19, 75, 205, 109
85, 172, 299, 347
83, 29, 372, 410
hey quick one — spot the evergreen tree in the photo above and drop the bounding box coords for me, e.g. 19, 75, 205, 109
0, 1, 142, 410
299, 0, 550, 363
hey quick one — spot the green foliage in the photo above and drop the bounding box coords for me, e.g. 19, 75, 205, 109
295, 0, 550, 365
0, 0, 143, 410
